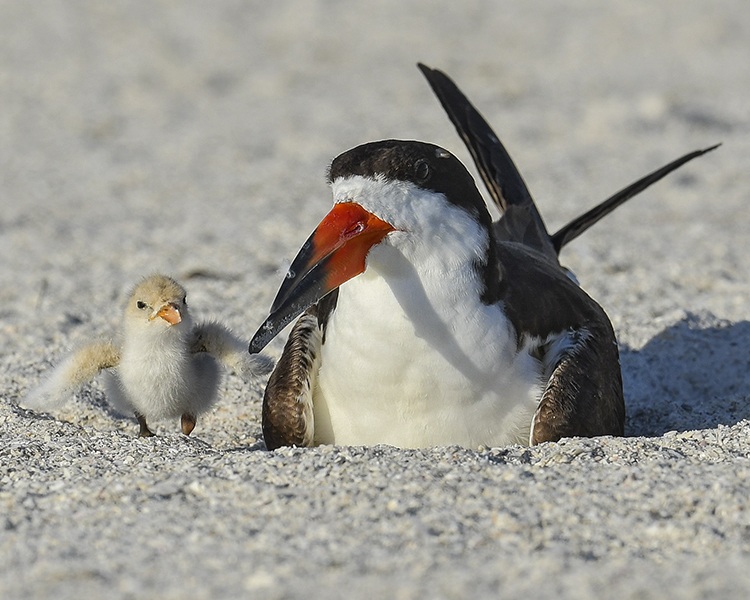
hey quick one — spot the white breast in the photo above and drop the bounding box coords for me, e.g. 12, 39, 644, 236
112, 327, 220, 420
312, 244, 544, 448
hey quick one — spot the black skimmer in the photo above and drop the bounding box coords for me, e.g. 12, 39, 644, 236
22, 274, 272, 436
249, 65, 718, 450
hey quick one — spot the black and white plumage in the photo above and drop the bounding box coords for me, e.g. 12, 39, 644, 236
21, 274, 273, 437
250, 66, 717, 450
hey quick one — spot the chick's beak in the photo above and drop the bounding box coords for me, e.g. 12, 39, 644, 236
249, 201, 394, 353
152, 302, 182, 326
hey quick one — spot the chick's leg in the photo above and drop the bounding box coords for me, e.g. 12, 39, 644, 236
135, 412, 155, 437
181, 413, 196, 436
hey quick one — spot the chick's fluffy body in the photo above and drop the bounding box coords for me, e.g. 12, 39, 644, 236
106, 276, 220, 420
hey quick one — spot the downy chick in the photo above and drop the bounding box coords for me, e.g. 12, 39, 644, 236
21, 274, 273, 436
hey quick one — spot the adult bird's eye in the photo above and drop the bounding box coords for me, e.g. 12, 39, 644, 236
137, 301, 147, 310
415, 159, 430, 182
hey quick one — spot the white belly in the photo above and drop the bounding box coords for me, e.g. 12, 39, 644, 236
110, 332, 220, 420
312, 267, 544, 448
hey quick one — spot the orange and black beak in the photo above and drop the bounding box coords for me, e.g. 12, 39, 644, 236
249, 202, 394, 353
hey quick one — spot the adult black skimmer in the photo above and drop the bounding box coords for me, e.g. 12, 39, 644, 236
249, 65, 717, 450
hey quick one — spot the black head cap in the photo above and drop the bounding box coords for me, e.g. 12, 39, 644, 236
327, 140, 492, 231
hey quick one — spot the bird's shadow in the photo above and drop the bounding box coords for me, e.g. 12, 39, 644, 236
621, 312, 750, 436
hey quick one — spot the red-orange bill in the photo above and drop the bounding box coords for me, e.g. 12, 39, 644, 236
249, 202, 394, 354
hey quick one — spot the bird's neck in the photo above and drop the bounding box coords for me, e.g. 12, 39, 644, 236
365, 212, 494, 309
122, 323, 190, 360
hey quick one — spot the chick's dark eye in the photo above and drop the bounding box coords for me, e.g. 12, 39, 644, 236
415, 159, 430, 182
136, 301, 147, 310
182, 296, 187, 306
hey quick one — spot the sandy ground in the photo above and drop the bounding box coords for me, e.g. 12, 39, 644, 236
1, 1, 750, 598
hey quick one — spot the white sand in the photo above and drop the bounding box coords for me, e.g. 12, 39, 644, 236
1, 1, 749, 598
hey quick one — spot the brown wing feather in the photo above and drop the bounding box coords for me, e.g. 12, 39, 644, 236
531, 325, 625, 444
262, 291, 338, 450
262, 310, 320, 450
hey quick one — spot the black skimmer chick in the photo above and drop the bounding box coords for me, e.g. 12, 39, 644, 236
249, 67, 718, 450
22, 274, 273, 437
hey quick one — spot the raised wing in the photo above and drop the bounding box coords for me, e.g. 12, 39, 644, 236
419, 63, 720, 261
550, 144, 720, 252
418, 63, 557, 261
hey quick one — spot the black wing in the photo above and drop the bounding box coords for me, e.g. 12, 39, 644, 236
495, 241, 625, 443
419, 63, 720, 259
550, 144, 721, 252
418, 63, 557, 261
